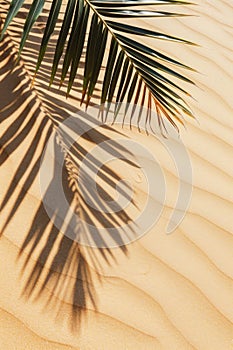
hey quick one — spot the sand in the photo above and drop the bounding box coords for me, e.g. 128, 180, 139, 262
0, 0, 233, 349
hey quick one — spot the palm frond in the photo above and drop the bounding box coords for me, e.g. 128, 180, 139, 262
0, 0, 196, 132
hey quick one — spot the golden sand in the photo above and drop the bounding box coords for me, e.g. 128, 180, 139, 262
0, 0, 233, 348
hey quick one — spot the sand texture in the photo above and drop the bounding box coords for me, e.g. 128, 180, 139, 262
0, 0, 233, 349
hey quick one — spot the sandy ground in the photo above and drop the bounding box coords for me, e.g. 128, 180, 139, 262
0, 0, 233, 349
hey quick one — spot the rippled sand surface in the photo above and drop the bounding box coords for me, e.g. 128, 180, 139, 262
0, 0, 233, 349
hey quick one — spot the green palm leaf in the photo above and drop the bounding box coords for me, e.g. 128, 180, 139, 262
1, 0, 196, 132
18, 0, 45, 57
0, 0, 25, 40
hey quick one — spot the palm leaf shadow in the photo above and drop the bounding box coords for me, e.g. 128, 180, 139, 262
0, 0, 196, 330
0, 18, 139, 330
